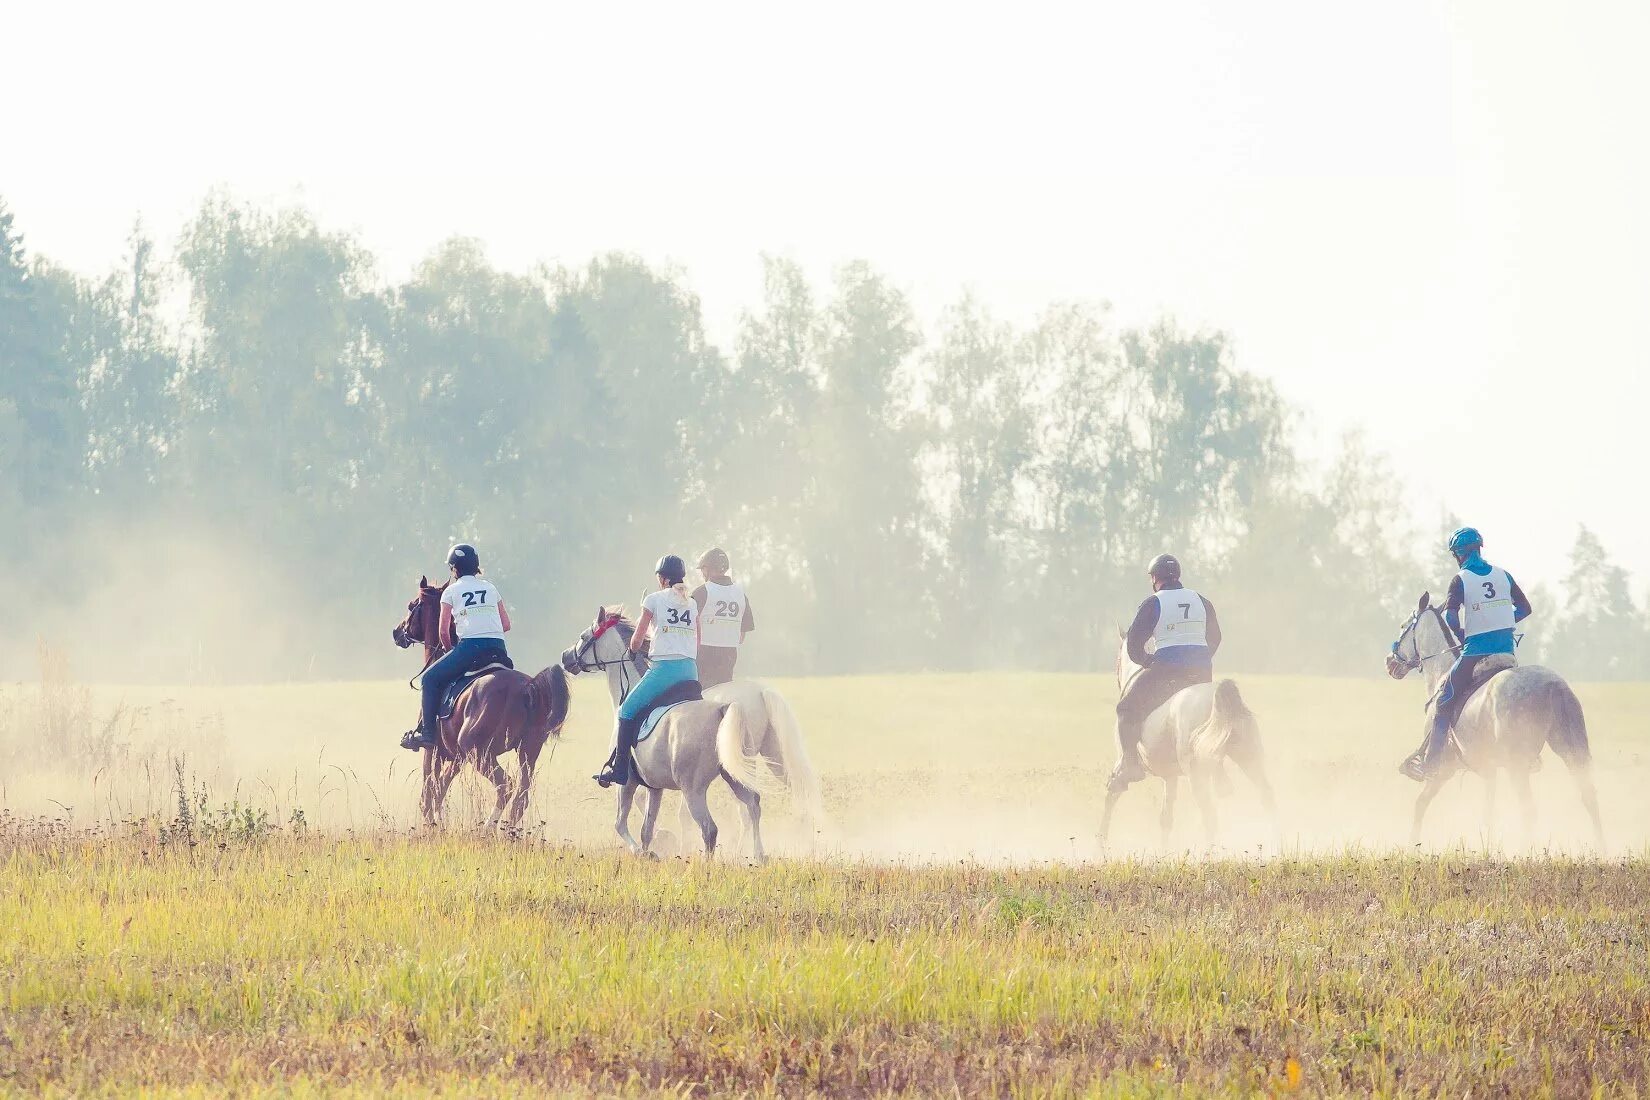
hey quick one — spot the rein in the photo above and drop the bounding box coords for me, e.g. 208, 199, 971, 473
567, 616, 648, 702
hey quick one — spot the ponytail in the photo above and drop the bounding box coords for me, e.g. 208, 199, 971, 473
671, 581, 691, 601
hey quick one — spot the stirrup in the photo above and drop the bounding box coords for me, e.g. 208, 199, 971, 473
400, 728, 434, 752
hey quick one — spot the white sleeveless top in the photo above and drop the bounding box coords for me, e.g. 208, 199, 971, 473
1152, 588, 1209, 649
441, 576, 505, 640
642, 587, 698, 661
1459, 566, 1516, 636
699, 579, 747, 648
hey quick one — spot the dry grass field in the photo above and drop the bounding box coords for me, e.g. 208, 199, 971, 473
2, 666, 1648, 1095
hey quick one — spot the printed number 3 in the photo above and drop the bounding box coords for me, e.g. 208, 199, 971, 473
1482, 581, 1496, 599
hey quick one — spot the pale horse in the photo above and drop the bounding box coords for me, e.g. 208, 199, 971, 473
1099, 633, 1278, 849
1386, 592, 1603, 847
559, 608, 824, 860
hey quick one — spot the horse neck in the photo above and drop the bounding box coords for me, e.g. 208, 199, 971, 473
1415, 611, 1453, 693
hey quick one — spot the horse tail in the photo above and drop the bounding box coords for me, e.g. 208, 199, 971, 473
1199, 679, 1258, 763
761, 685, 827, 830
528, 665, 571, 737
1544, 679, 1591, 767
715, 702, 779, 795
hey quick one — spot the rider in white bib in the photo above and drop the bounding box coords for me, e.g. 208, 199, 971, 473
1111, 553, 1223, 788
691, 546, 755, 688
593, 554, 702, 789
401, 543, 513, 751
1398, 526, 1532, 781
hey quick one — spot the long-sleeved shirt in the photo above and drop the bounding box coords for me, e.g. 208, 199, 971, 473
1125, 583, 1222, 667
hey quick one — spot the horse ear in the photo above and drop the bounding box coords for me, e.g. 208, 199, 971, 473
1417, 591, 1431, 612
1116, 624, 1126, 640
595, 606, 606, 624
419, 574, 428, 587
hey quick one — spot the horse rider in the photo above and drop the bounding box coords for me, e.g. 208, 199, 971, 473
1400, 526, 1532, 781
691, 546, 755, 688
401, 544, 513, 751
593, 554, 702, 788
1111, 553, 1223, 787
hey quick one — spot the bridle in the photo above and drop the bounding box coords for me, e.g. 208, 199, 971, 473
1389, 605, 1462, 675
562, 615, 648, 702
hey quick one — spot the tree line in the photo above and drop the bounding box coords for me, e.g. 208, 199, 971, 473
2, 194, 1646, 682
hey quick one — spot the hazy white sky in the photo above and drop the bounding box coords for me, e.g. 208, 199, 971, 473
7, 0, 1649, 591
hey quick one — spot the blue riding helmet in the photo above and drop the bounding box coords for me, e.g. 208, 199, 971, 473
1447, 527, 1483, 555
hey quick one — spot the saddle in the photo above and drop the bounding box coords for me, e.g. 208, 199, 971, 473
437, 659, 514, 720
1464, 654, 1515, 695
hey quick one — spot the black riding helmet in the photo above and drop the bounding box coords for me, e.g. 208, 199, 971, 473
447, 543, 481, 577
1147, 553, 1181, 581
655, 554, 686, 583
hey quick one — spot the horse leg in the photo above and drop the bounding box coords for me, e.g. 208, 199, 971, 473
1409, 776, 1446, 847
1189, 765, 1219, 848
614, 780, 643, 853
676, 796, 698, 855
639, 787, 664, 855
421, 747, 439, 827
1158, 776, 1178, 850
682, 782, 719, 858
1098, 785, 1124, 853
1564, 758, 1605, 850
430, 757, 463, 828
506, 739, 543, 831
479, 752, 511, 830
1509, 767, 1537, 850
722, 768, 765, 864
1482, 766, 1499, 851
1230, 751, 1281, 852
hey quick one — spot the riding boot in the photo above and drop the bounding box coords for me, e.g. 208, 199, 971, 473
1407, 708, 1454, 781
400, 717, 437, 752
1110, 719, 1148, 788
594, 717, 643, 788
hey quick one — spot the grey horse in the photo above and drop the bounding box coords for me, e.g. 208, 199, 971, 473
561, 608, 823, 860
1387, 592, 1603, 847
1100, 633, 1278, 849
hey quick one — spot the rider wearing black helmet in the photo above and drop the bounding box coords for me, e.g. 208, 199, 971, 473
1111, 553, 1223, 787
401, 543, 513, 751
593, 554, 702, 788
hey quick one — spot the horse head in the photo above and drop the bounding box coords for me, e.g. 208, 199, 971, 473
392, 575, 447, 651
1386, 591, 1435, 680
560, 606, 644, 676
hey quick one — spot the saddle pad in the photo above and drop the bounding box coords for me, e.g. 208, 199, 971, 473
633, 679, 706, 744
637, 700, 690, 745
437, 661, 514, 720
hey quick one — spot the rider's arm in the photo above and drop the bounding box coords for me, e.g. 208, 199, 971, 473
1510, 576, 1532, 623
630, 609, 653, 653
439, 603, 456, 649
741, 598, 754, 642
1125, 598, 1159, 667
1203, 597, 1222, 656
498, 601, 512, 633
1442, 575, 1466, 642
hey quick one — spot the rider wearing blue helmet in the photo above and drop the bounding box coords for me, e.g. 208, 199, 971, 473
1405, 527, 1533, 780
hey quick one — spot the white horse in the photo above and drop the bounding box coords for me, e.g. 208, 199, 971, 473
560, 607, 823, 860
1100, 635, 1278, 849
1386, 592, 1603, 847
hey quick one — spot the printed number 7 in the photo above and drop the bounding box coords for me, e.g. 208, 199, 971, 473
1179, 602, 1191, 620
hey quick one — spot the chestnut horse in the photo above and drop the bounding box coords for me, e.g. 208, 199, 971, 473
392, 576, 571, 828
